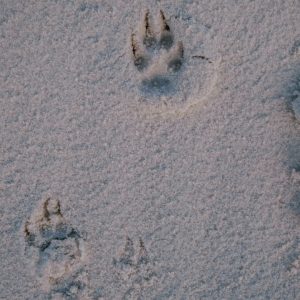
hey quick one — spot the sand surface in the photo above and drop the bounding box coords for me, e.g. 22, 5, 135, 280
0, 1, 300, 299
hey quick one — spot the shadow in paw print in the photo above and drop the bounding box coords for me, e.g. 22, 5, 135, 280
285, 138, 300, 172
50, 269, 89, 299
141, 76, 173, 96
289, 191, 300, 215
131, 10, 184, 98
282, 67, 300, 115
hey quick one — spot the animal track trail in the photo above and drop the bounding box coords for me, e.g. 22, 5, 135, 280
113, 236, 158, 298
23, 198, 89, 299
129, 9, 221, 116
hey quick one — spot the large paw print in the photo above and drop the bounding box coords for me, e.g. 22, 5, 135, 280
23, 198, 88, 298
129, 9, 221, 116
131, 10, 184, 95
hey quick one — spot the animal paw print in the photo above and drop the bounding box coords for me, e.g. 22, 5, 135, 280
23, 198, 88, 298
131, 10, 184, 95
113, 236, 157, 297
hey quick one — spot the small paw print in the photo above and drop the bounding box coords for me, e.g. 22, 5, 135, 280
113, 236, 157, 287
131, 10, 184, 95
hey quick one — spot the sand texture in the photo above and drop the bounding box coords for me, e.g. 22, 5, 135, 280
0, 0, 300, 299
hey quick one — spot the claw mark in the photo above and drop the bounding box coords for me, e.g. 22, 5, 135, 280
159, 10, 173, 49
131, 33, 148, 71
143, 10, 156, 48
24, 220, 35, 245
168, 41, 184, 72
120, 236, 135, 266
137, 237, 149, 265
160, 10, 170, 31
192, 55, 212, 63
24, 221, 30, 237
55, 200, 62, 217
131, 33, 138, 57
43, 198, 50, 221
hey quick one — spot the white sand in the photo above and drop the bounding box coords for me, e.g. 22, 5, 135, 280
0, 1, 300, 299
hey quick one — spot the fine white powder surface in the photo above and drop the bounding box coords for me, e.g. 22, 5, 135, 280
0, 1, 300, 299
